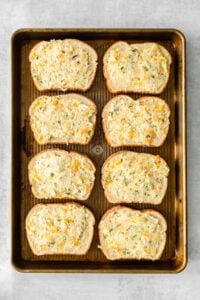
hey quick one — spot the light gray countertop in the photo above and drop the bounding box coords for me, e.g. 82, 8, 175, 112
0, 0, 199, 299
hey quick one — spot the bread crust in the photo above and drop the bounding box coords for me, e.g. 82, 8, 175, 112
98, 206, 167, 260
101, 151, 169, 205
26, 202, 95, 256
29, 94, 97, 145
103, 41, 172, 94
29, 39, 98, 92
28, 149, 96, 200
102, 95, 170, 147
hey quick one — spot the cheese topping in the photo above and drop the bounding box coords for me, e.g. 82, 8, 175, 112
99, 207, 166, 260
26, 203, 95, 255
104, 42, 171, 93
103, 96, 170, 147
102, 151, 169, 204
29, 39, 97, 91
29, 150, 95, 200
29, 95, 97, 145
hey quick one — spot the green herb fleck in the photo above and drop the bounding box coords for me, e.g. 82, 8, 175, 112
124, 248, 130, 255
124, 178, 129, 186
143, 66, 149, 71
88, 115, 93, 122
65, 189, 71, 195
129, 171, 135, 176
113, 107, 119, 113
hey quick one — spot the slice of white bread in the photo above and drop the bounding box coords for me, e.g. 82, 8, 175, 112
103, 41, 172, 94
102, 151, 169, 204
102, 95, 170, 147
26, 202, 95, 256
29, 39, 98, 92
29, 94, 97, 145
98, 206, 167, 260
28, 149, 96, 200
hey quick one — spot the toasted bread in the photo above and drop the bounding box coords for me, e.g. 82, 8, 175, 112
103, 41, 172, 94
102, 95, 170, 147
26, 202, 95, 256
29, 39, 98, 91
29, 94, 97, 145
28, 149, 96, 200
101, 151, 169, 204
99, 206, 167, 260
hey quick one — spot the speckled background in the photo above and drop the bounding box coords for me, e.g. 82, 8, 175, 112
0, 0, 199, 299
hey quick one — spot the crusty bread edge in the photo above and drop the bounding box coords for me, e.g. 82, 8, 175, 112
28, 149, 96, 200
26, 202, 95, 256
98, 205, 167, 260
29, 94, 97, 145
101, 151, 169, 205
102, 95, 171, 147
103, 41, 172, 94
29, 39, 98, 92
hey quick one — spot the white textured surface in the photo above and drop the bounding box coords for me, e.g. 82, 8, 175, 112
0, 0, 199, 299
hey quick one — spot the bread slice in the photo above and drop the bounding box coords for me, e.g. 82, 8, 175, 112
98, 206, 167, 260
29, 94, 97, 145
28, 149, 96, 200
103, 41, 172, 94
26, 202, 95, 256
102, 95, 170, 147
102, 151, 169, 204
29, 39, 98, 92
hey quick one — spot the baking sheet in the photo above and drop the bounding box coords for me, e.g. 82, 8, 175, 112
11, 28, 186, 272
